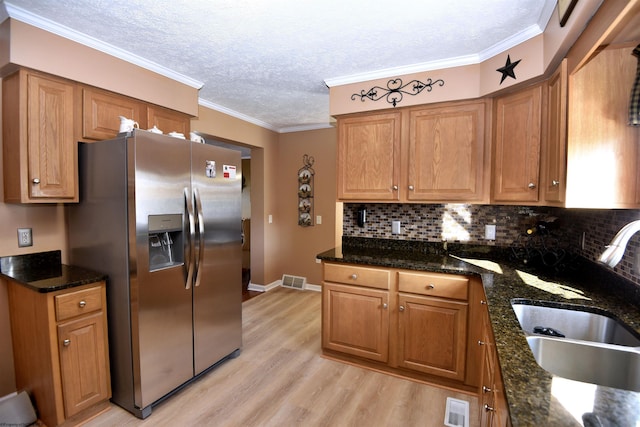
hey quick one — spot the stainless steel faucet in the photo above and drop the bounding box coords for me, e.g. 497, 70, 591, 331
599, 219, 640, 267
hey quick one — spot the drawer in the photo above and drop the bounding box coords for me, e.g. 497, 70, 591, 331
324, 263, 390, 290
55, 285, 103, 322
398, 271, 468, 300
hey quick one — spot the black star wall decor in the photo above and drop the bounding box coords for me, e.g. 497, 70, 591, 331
496, 55, 522, 84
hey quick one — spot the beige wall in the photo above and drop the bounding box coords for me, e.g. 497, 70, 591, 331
277, 128, 338, 286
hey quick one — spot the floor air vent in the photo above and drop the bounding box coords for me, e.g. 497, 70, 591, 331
281, 274, 306, 290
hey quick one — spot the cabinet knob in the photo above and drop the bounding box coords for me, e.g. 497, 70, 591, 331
392, 185, 398, 191
478, 340, 485, 346
408, 185, 414, 191
528, 182, 536, 189
484, 404, 495, 413
480, 300, 487, 305
382, 303, 388, 309
63, 339, 71, 347
552, 180, 560, 186
399, 305, 405, 312
78, 300, 86, 308
426, 284, 435, 290
32, 178, 40, 184
350, 274, 358, 280
482, 386, 492, 393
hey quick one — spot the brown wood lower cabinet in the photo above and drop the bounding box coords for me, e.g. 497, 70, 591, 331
322, 262, 482, 392
7, 280, 111, 427
478, 298, 510, 427
397, 294, 468, 381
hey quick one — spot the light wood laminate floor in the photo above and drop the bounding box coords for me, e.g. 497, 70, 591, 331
84, 287, 478, 427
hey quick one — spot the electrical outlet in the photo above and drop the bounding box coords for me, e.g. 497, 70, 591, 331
18, 228, 32, 247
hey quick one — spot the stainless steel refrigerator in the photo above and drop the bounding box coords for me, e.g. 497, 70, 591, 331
67, 130, 242, 418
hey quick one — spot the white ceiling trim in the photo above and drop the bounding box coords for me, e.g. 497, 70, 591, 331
325, 24, 545, 87
3, 2, 204, 89
325, 1, 556, 87
198, 98, 334, 134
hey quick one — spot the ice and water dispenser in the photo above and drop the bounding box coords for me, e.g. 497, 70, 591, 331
148, 214, 184, 271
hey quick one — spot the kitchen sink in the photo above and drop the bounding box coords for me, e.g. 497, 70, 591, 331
511, 299, 640, 347
526, 336, 640, 392
511, 299, 640, 391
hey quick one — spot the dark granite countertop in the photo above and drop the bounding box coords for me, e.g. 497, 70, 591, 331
0, 250, 107, 293
317, 238, 640, 427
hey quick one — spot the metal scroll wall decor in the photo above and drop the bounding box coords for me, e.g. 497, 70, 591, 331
351, 77, 445, 107
298, 154, 315, 227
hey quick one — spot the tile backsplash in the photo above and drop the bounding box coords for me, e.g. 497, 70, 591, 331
343, 203, 640, 286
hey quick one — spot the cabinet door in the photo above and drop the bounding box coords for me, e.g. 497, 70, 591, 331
147, 105, 191, 136
407, 101, 488, 202
542, 60, 567, 204
493, 85, 542, 203
82, 87, 145, 140
58, 312, 110, 418
322, 283, 389, 362
27, 73, 78, 200
397, 293, 467, 381
567, 46, 640, 208
337, 112, 401, 200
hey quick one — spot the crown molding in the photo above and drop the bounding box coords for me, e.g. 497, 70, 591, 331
198, 98, 279, 132
324, 22, 546, 87
3, 2, 204, 89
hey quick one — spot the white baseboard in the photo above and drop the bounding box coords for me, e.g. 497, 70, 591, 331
247, 280, 321, 293
247, 280, 281, 292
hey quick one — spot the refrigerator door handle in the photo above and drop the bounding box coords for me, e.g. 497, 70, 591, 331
193, 187, 205, 287
184, 187, 196, 289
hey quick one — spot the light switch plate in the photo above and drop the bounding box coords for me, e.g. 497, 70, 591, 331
392, 220, 401, 235
485, 224, 496, 240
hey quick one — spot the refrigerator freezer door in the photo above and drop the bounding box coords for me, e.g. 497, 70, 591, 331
191, 143, 243, 375
132, 133, 194, 408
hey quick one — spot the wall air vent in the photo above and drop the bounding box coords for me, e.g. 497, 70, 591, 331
281, 274, 306, 290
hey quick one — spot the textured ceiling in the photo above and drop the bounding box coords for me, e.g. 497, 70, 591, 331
3, 0, 556, 132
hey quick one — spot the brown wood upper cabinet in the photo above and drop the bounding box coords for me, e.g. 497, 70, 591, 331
82, 87, 145, 140
541, 59, 568, 205
147, 104, 191, 136
337, 111, 402, 201
407, 100, 490, 202
492, 84, 543, 203
565, 45, 640, 208
82, 87, 191, 140
2, 69, 78, 203
337, 99, 490, 203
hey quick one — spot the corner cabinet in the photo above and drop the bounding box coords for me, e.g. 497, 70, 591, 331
7, 280, 111, 427
322, 262, 483, 392
492, 84, 543, 203
541, 60, 567, 205
2, 69, 78, 203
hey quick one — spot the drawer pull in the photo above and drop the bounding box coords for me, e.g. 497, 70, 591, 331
78, 300, 86, 308
350, 274, 358, 280
63, 339, 71, 347
478, 340, 485, 346
426, 284, 435, 290
480, 300, 487, 305
484, 404, 495, 412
